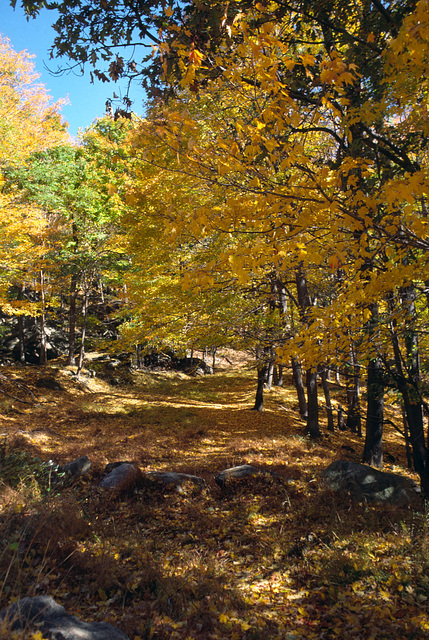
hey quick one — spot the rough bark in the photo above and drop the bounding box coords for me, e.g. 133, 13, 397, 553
295, 266, 321, 437
306, 368, 321, 438
319, 365, 335, 432
389, 285, 429, 495
252, 364, 268, 411
363, 356, 384, 469
39, 270, 47, 365
292, 357, 308, 419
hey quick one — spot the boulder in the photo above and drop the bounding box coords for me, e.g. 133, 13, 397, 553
60, 456, 91, 477
146, 471, 206, 493
99, 462, 142, 493
321, 460, 421, 507
104, 461, 138, 474
215, 464, 277, 488
0, 595, 130, 640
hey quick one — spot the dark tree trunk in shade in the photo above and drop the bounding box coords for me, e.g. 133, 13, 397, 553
306, 369, 321, 438
17, 285, 26, 364
292, 357, 307, 419
389, 285, 429, 495
252, 364, 268, 411
273, 364, 284, 387
346, 347, 362, 436
39, 270, 47, 365
67, 272, 78, 366
295, 266, 320, 438
363, 357, 384, 469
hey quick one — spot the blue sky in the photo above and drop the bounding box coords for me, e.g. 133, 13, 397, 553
1, 1, 146, 139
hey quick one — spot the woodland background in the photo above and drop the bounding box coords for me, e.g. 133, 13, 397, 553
1, 0, 429, 638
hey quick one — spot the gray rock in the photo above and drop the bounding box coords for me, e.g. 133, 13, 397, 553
99, 462, 142, 493
0, 596, 129, 640
146, 471, 206, 492
321, 460, 421, 507
215, 464, 276, 488
60, 456, 91, 476
104, 461, 138, 474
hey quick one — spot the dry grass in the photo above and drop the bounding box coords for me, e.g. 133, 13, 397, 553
0, 356, 428, 639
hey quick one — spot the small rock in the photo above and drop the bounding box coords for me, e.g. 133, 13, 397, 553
99, 462, 142, 493
146, 471, 206, 492
215, 464, 275, 488
104, 461, 138, 474
60, 456, 91, 476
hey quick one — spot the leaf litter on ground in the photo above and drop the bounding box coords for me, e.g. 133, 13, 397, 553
0, 356, 428, 639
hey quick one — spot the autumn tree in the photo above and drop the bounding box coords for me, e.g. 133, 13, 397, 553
3, 126, 127, 367
0, 33, 69, 355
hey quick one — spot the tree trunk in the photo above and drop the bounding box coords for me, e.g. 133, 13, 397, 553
295, 266, 321, 437
363, 356, 384, 468
389, 286, 429, 494
346, 349, 361, 436
273, 364, 284, 387
266, 360, 275, 390
39, 270, 47, 365
292, 357, 307, 419
212, 346, 217, 371
306, 368, 321, 438
338, 405, 346, 430
67, 272, 78, 366
252, 364, 267, 411
76, 276, 89, 378
319, 365, 334, 432
17, 284, 26, 364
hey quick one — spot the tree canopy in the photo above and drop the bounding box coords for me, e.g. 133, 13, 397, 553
4, 0, 429, 491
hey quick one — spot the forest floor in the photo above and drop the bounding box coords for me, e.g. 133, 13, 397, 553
0, 354, 428, 640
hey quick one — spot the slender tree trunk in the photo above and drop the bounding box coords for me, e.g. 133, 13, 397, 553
295, 265, 320, 437
273, 364, 284, 387
389, 286, 429, 494
266, 360, 275, 390
319, 365, 335, 432
402, 405, 413, 470
338, 406, 346, 430
212, 346, 217, 371
306, 368, 321, 438
292, 357, 308, 419
363, 356, 384, 468
39, 270, 47, 365
67, 218, 79, 366
17, 285, 26, 364
67, 272, 78, 366
253, 364, 268, 411
76, 275, 89, 378
99, 279, 105, 303
346, 346, 362, 436
335, 367, 341, 385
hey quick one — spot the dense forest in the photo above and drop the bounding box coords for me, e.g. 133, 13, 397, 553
1, 1, 429, 638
